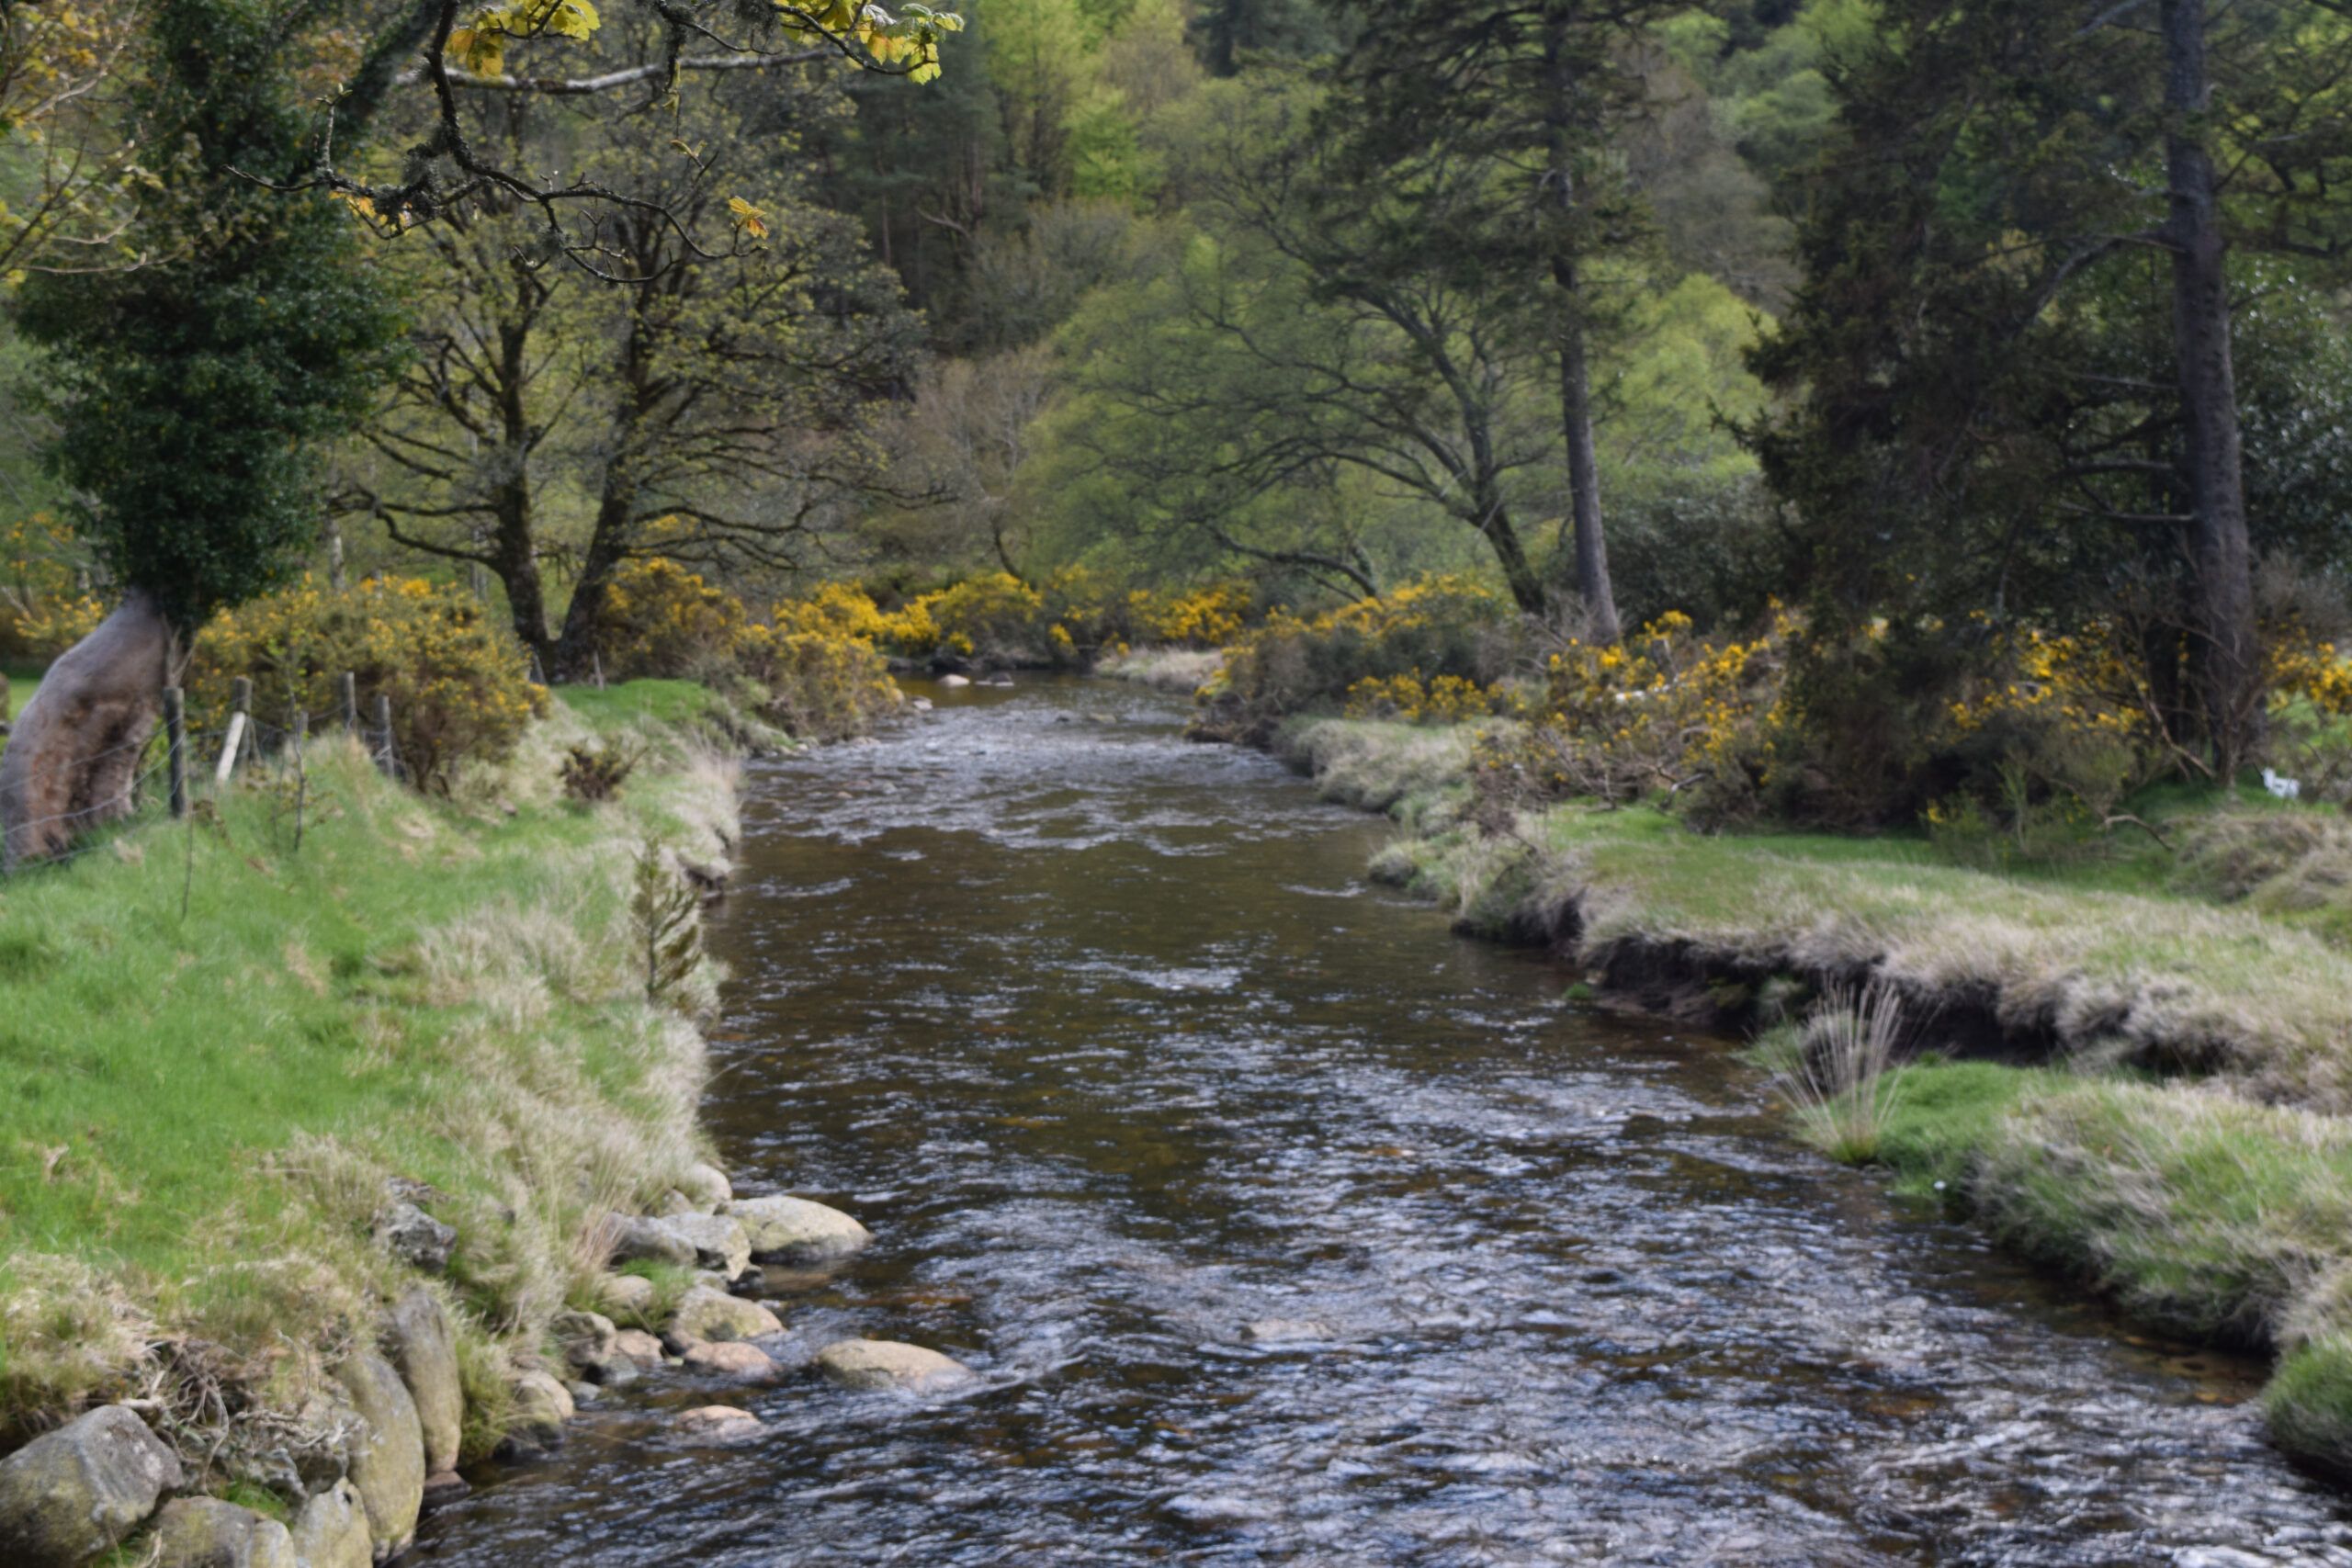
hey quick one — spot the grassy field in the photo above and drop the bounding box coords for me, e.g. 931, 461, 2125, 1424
0, 688, 733, 1473
1283, 714, 2352, 1476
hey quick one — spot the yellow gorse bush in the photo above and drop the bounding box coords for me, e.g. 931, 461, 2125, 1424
190, 575, 548, 794
597, 559, 748, 682
1345, 671, 1515, 725
0, 510, 104, 660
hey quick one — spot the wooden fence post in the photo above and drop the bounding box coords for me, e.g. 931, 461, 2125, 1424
339, 671, 359, 735
164, 686, 187, 819
374, 693, 398, 780
215, 678, 251, 787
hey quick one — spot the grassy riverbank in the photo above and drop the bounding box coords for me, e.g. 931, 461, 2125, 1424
0, 687, 736, 1472
1283, 714, 2352, 1476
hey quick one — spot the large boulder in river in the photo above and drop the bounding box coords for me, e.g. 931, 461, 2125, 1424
0, 1404, 185, 1565
814, 1339, 973, 1392
663, 1287, 781, 1349
729, 1195, 871, 1262
607, 1214, 695, 1269
151, 1497, 298, 1568
335, 1352, 424, 1560
289, 1480, 371, 1568
385, 1289, 462, 1475
498, 1371, 574, 1461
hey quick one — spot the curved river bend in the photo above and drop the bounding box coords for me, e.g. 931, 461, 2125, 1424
416, 679, 2352, 1566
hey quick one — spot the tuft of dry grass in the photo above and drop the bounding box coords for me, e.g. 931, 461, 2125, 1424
1772, 983, 1906, 1165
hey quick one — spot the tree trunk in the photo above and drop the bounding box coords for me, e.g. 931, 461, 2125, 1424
2161, 0, 2261, 776
1478, 496, 1550, 616
0, 591, 175, 868
550, 460, 640, 680
1544, 3, 1622, 642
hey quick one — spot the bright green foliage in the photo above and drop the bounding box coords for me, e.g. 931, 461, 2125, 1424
11, 0, 402, 629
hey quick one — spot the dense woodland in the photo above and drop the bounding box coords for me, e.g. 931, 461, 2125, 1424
5, 0, 2352, 842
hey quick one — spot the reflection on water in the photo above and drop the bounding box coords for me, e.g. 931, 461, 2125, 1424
415, 679, 2352, 1566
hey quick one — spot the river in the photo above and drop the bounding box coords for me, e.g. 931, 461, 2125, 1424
413, 677, 2352, 1566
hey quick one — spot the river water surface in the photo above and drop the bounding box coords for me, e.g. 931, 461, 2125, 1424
415, 678, 2352, 1565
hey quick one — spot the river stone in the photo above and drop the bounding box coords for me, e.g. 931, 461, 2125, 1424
0, 1404, 186, 1565
288, 1480, 371, 1568
151, 1497, 297, 1568
814, 1339, 973, 1392
729, 1195, 872, 1262
681, 1340, 781, 1384
334, 1352, 424, 1560
938, 673, 971, 687
611, 1329, 666, 1371
655, 1213, 751, 1279
552, 1310, 620, 1379
679, 1163, 732, 1211
607, 1214, 695, 1269
673, 1407, 764, 1447
510, 1371, 574, 1439
664, 1287, 781, 1348
372, 1201, 456, 1274
385, 1289, 461, 1476
599, 1272, 658, 1320
1241, 1319, 1331, 1345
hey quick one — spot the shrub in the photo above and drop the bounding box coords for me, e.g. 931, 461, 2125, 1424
1344, 671, 1516, 725
738, 626, 903, 740
0, 511, 105, 659
189, 576, 547, 794
1128, 583, 1253, 649
922, 571, 1049, 665
560, 740, 642, 803
1472, 608, 1792, 821
595, 560, 747, 682
1198, 575, 1512, 741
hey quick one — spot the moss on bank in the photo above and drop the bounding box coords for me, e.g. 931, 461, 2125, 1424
1281, 713, 2352, 1479
0, 686, 734, 1485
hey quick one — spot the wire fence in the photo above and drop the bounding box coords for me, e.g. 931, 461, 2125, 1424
0, 675, 407, 878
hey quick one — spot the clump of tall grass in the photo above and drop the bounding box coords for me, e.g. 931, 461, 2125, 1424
1770, 982, 1906, 1165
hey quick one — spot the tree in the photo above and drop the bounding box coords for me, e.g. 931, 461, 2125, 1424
1051, 81, 1561, 608
1750, 0, 2352, 782
1, 0, 401, 865
348, 87, 921, 677
1327, 0, 1682, 639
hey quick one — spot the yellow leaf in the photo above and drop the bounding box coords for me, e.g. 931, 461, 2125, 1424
909, 59, 941, 82
728, 196, 770, 239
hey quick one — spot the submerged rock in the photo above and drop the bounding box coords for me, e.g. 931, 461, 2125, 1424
673, 1407, 765, 1447
1241, 1319, 1331, 1345
386, 1289, 462, 1476
814, 1339, 973, 1392
288, 1480, 371, 1568
665, 1286, 782, 1348
938, 673, 971, 687
419, 1471, 470, 1514
0, 1404, 186, 1566
151, 1496, 297, 1568
681, 1340, 782, 1384
729, 1194, 872, 1262
335, 1352, 424, 1559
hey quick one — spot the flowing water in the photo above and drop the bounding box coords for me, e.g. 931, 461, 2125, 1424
414, 678, 2352, 1566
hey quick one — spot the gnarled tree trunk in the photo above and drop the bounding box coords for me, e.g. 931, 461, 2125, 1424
0, 591, 175, 868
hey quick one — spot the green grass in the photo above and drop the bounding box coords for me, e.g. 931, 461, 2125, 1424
556, 677, 728, 735
1, 659, 41, 731
0, 684, 733, 1472
1290, 713, 2352, 1476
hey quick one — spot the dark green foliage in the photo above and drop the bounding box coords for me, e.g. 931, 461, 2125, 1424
560, 742, 643, 804
11, 0, 403, 630
632, 843, 702, 1006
